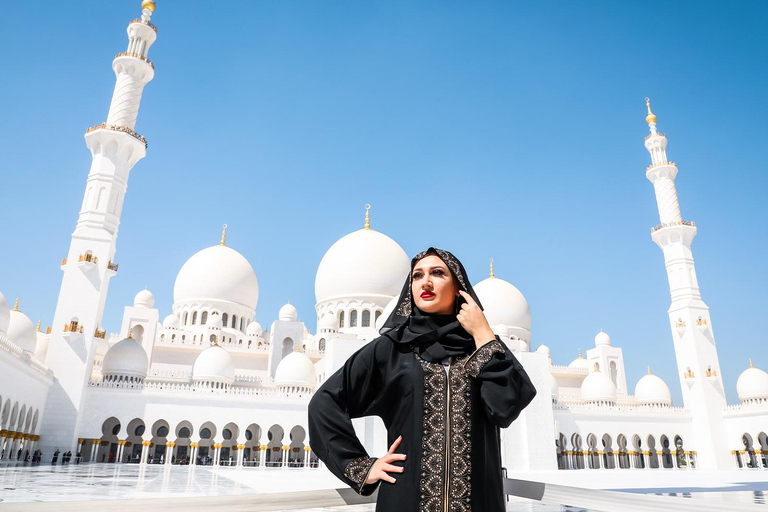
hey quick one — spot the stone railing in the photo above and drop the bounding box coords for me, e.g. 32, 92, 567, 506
155, 333, 270, 353
550, 364, 588, 375
645, 132, 666, 141
86, 123, 148, 149
651, 220, 696, 233
646, 161, 676, 172
88, 377, 144, 390
0, 333, 54, 378
554, 402, 689, 414
142, 380, 312, 399
723, 400, 768, 414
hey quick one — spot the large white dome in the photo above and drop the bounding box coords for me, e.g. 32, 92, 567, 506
0, 292, 10, 333
134, 288, 155, 308
174, 245, 259, 310
162, 314, 180, 329
473, 277, 531, 331
581, 367, 617, 403
246, 321, 263, 336
568, 351, 589, 370
634, 372, 672, 406
192, 345, 235, 384
275, 351, 317, 389
279, 302, 298, 321
102, 338, 149, 378
318, 314, 338, 331
315, 229, 409, 304
737, 362, 768, 402
7, 308, 37, 353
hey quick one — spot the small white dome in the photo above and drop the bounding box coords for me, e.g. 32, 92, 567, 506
595, 330, 611, 346
192, 345, 235, 384
134, 288, 155, 308
246, 320, 263, 336
279, 302, 298, 322
581, 366, 617, 403
737, 362, 768, 402
0, 292, 10, 333
162, 314, 180, 329
634, 372, 672, 406
318, 313, 337, 331
493, 324, 511, 337
315, 228, 409, 304
174, 245, 259, 310
7, 308, 37, 353
568, 352, 589, 370
102, 337, 148, 378
536, 343, 551, 356
207, 312, 223, 329
550, 373, 559, 399
376, 296, 399, 331
473, 276, 531, 331
275, 351, 317, 389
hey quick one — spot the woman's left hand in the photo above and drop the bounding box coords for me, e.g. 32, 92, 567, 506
456, 290, 496, 349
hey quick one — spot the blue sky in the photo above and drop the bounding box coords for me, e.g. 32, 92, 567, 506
1, 0, 766, 405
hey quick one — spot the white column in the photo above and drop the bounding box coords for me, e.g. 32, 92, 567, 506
91, 440, 99, 462
164, 443, 173, 465
140, 442, 149, 465
282, 446, 289, 468
236, 445, 244, 467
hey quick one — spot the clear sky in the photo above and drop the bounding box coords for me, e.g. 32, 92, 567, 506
1, 0, 766, 405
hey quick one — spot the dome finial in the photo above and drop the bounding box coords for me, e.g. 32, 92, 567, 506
750, 359, 754, 368
128, 328, 134, 339
220, 224, 228, 246
13, 298, 19, 312
36, 320, 42, 332
645, 97, 657, 125
364, 204, 371, 230
647, 365, 652, 375
578, 348, 583, 359
141, 0, 156, 13
489, 258, 495, 278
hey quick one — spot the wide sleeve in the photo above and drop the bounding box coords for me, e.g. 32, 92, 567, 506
463, 336, 537, 428
307, 337, 391, 496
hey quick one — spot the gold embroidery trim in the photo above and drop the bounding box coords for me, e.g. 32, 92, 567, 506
464, 339, 504, 378
344, 456, 377, 494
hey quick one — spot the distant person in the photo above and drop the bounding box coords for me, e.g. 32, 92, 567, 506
308, 248, 536, 512
52, 449, 60, 464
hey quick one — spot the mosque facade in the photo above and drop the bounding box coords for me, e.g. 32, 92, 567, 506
1, 1, 767, 475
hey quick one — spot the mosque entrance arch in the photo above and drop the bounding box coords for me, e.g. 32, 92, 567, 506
197, 421, 217, 464
616, 434, 629, 469
282, 338, 294, 359
125, 418, 146, 463
758, 432, 768, 468
289, 425, 307, 467
601, 434, 615, 469
632, 435, 644, 468
150, 420, 170, 463
586, 434, 599, 469
244, 423, 262, 466
174, 420, 194, 464
99, 417, 121, 463
267, 424, 284, 467
742, 433, 757, 468
220, 422, 239, 466
647, 436, 659, 469
571, 433, 584, 469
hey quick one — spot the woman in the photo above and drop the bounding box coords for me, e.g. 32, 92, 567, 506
308, 247, 537, 512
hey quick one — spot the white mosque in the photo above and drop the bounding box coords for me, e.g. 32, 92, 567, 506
0, 1, 766, 477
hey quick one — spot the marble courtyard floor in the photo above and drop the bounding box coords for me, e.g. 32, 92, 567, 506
0, 463, 577, 511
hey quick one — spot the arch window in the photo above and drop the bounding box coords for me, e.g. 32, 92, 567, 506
200, 428, 212, 439
223, 429, 232, 440
319, 339, 326, 352
362, 310, 371, 327
232, 315, 237, 329
179, 427, 191, 438
375, 310, 382, 323
184, 312, 189, 325
339, 311, 345, 328
240, 318, 245, 331
201, 311, 208, 325
157, 426, 169, 437
192, 311, 198, 325
134, 425, 145, 437
350, 310, 358, 327
222, 313, 229, 326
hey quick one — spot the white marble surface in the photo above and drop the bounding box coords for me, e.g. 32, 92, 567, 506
0, 463, 582, 511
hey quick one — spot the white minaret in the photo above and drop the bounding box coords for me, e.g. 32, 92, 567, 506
38, 1, 158, 455
644, 98, 730, 469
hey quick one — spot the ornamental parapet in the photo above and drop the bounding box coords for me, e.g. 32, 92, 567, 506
0, 332, 53, 378
64, 321, 84, 333
94, 328, 107, 339
129, 18, 157, 32
78, 253, 98, 264
107, 261, 119, 272
114, 51, 155, 69
86, 123, 148, 149
651, 220, 695, 233
646, 161, 676, 172
645, 132, 666, 141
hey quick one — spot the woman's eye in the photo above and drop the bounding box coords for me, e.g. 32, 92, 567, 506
412, 272, 423, 279
431, 269, 445, 276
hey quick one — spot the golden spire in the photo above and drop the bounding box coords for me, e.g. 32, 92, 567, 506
220, 224, 228, 246
750, 359, 754, 368
578, 348, 583, 359
593, 362, 599, 372
489, 258, 495, 278
645, 97, 657, 125
13, 298, 19, 312
36, 320, 42, 332
141, 0, 156, 12
364, 204, 371, 230
647, 366, 652, 375
128, 328, 134, 339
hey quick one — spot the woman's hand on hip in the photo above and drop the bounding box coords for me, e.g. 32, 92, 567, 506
457, 290, 495, 348
365, 435, 406, 484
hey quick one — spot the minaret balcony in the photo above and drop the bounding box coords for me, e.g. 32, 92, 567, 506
129, 18, 157, 33
651, 220, 695, 233
77, 253, 99, 272
63, 322, 84, 334
645, 132, 666, 141
60, 258, 67, 270
646, 161, 676, 172
86, 123, 148, 149
107, 261, 119, 276
94, 328, 107, 339
114, 51, 154, 70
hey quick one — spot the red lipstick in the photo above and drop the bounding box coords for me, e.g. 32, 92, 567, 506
420, 291, 435, 299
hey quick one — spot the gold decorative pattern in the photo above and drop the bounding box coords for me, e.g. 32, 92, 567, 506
343, 456, 377, 494
464, 339, 504, 378
417, 352, 473, 512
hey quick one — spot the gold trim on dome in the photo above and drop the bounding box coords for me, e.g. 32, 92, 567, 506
220, 224, 228, 246
364, 204, 371, 230
489, 258, 495, 278
750, 359, 754, 368
13, 298, 19, 312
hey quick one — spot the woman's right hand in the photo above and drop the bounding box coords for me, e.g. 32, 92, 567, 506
365, 435, 406, 484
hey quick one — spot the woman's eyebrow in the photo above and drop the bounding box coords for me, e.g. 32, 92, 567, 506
413, 265, 447, 273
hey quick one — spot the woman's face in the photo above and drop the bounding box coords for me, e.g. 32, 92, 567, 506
411, 255, 459, 315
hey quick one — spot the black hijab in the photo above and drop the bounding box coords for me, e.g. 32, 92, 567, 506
379, 247, 485, 362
